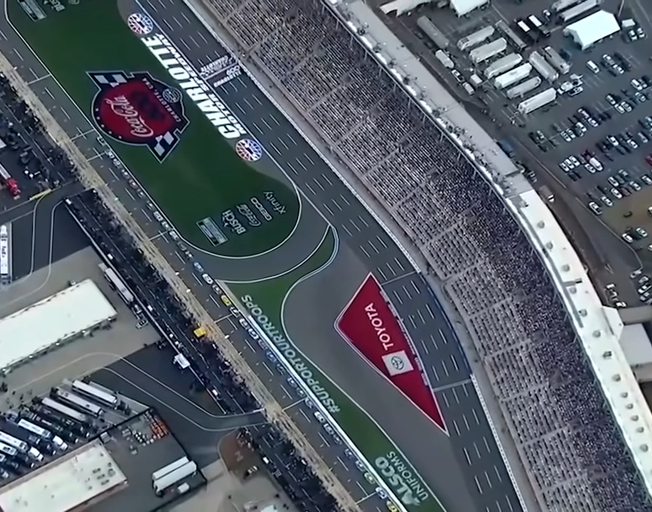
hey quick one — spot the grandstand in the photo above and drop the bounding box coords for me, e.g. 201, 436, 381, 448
207, 0, 652, 511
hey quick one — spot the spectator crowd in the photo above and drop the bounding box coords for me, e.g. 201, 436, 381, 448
210, 0, 652, 510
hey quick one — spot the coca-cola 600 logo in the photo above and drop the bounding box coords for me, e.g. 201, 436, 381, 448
89, 71, 188, 161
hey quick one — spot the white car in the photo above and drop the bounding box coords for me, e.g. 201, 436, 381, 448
611, 188, 623, 199
247, 328, 259, 340
630, 180, 642, 191
201, 273, 214, 285
587, 60, 600, 73
584, 163, 596, 174
588, 201, 603, 215
153, 211, 164, 222
631, 269, 643, 279
623, 233, 634, 243
193, 261, 204, 273
168, 230, 179, 241
559, 161, 570, 172
314, 411, 326, 423
568, 156, 580, 167
239, 318, 249, 328
615, 301, 627, 308
601, 196, 613, 207
642, 175, 652, 185
632, 78, 644, 91
636, 227, 648, 238
615, 103, 626, 114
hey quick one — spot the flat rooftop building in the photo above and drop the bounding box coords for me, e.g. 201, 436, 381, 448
0, 279, 117, 374
0, 441, 127, 512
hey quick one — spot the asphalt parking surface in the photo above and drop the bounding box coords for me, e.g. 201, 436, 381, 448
0, 4, 523, 512
374, 0, 652, 302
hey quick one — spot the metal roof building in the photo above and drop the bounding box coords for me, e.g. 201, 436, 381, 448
0, 280, 117, 373
0, 441, 126, 512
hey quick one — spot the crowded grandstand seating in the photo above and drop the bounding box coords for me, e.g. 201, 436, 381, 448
214, 0, 652, 510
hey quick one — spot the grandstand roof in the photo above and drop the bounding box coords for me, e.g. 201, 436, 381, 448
563, 11, 620, 50
0, 441, 126, 512
0, 280, 117, 372
514, 189, 652, 492
619, 324, 652, 368
340, 0, 652, 499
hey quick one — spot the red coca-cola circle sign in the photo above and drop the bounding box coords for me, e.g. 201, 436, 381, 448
89, 71, 188, 161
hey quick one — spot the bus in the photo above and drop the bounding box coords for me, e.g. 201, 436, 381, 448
53, 389, 104, 418
527, 15, 551, 38
495, 20, 527, 51
71, 380, 118, 408
0, 442, 32, 467
515, 19, 536, 43
98, 263, 135, 305
40, 397, 92, 425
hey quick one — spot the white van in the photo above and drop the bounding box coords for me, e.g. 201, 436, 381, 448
586, 60, 600, 74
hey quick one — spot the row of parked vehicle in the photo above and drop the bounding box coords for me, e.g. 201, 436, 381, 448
587, 168, 652, 215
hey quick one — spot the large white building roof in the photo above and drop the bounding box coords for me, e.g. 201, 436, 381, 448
449, 0, 489, 16
563, 10, 621, 50
0, 441, 126, 512
0, 279, 117, 372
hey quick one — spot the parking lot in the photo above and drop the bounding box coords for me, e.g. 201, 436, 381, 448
374, 0, 652, 304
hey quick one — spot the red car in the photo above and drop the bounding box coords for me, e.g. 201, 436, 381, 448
646, 154, 652, 166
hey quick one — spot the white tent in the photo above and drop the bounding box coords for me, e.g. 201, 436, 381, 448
563, 10, 620, 50
450, 0, 489, 16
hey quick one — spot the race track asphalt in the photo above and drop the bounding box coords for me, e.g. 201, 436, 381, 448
0, 3, 522, 511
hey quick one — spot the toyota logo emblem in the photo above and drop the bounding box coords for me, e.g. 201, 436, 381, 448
390, 356, 405, 371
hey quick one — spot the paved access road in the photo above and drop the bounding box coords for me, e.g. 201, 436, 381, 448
0, 3, 522, 512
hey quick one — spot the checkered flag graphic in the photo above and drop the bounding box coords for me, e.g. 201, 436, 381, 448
90, 73, 128, 88
152, 132, 176, 158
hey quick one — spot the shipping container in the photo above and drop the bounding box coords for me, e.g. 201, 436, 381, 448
457, 26, 495, 51
53, 389, 104, 418
494, 63, 533, 90
469, 38, 507, 64
560, 0, 600, 23
484, 53, 523, 79
518, 88, 557, 114
417, 16, 450, 50
529, 51, 559, 82
40, 397, 91, 425
495, 20, 528, 51
543, 46, 571, 74
153, 461, 198, 495
506, 77, 542, 99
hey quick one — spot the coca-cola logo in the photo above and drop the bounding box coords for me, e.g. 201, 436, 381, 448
89, 71, 188, 161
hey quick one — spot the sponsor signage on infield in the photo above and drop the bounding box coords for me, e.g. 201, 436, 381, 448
336, 274, 445, 431
240, 295, 340, 413
375, 452, 430, 505
141, 34, 246, 140
0, 240, 8, 276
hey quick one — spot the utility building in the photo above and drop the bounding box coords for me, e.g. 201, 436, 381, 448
0, 280, 116, 374
563, 10, 620, 50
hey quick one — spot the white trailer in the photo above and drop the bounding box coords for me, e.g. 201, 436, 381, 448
543, 47, 571, 74
560, 0, 600, 23
551, 0, 582, 12
506, 77, 542, 99
417, 16, 449, 50
494, 63, 533, 90
518, 88, 557, 114
54, 389, 104, 417
469, 38, 507, 64
71, 380, 119, 408
153, 461, 197, 494
529, 51, 559, 83
435, 50, 455, 69
152, 457, 190, 481
484, 53, 523, 79
457, 26, 495, 51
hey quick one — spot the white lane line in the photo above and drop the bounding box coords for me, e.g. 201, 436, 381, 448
295, 158, 307, 170
359, 245, 372, 259
304, 153, 315, 165
341, 224, 353, 237
234, 102, 246, 115
425, 303, 435, 319
350, 219, 361, 232
304, 182, 316, 195
321, 173, 333, 186
180, 12, 191, 24
261, 118, 273, 130
188, 35, 200, 48
339, 193, 350, 205
251, 122, 263, 134
322, 203, 335, 217
392, 290, 403, 305
368, 240, 379, 254
242, 98, 253, 110
197, 32, 208, 44
385, 261, 396, 277
268, 142, 281, 155
13, 49, 23, 61
180, 38, 191, 51
278, 138, 289, 151
313, 178, 325, 191
376, 267, 387, 282
251, 95, 263, 106
420, 339, 430, 355
269, 113, 280, 125
332, 199, 342, 211
0, 30, 7, 41
394, 257, 405, 271
43, 87, 55, 100
287, 133, 298, 145
173, 16, 183, 28
411, 280, 421, 294
162, 19, 174, 31
286, 162, 298, 176
60, 107, 71, 121
146, 0, 158, 11
376, 235, 387, 249
358, 215, 369, 227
